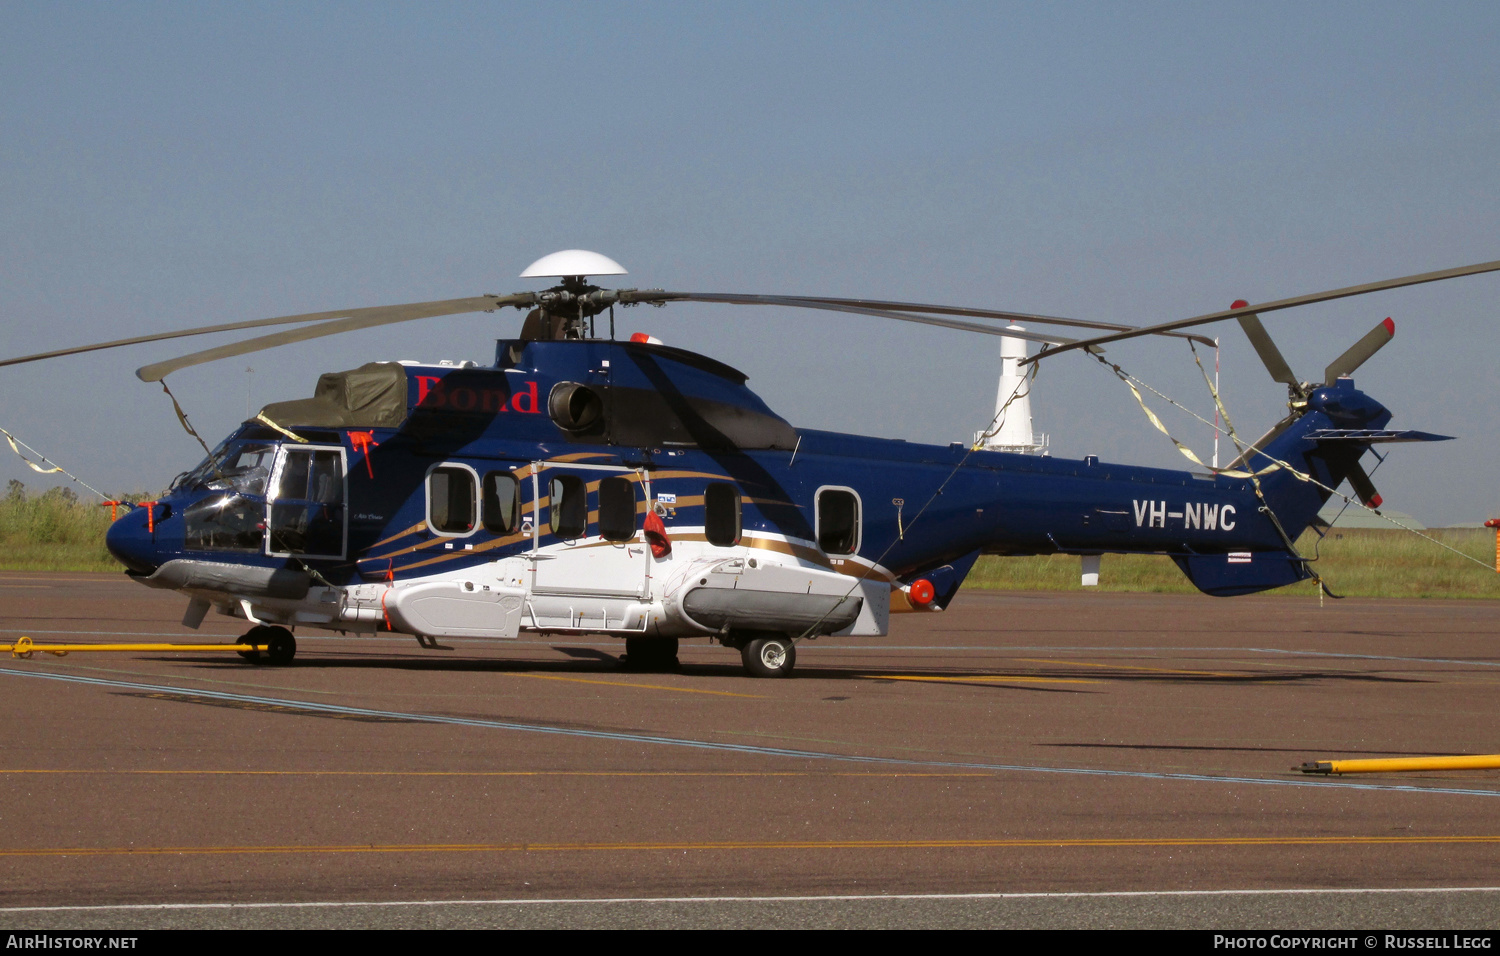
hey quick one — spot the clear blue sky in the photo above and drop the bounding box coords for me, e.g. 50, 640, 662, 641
1, 1, 1496, 525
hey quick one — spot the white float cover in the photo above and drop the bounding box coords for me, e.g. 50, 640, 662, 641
519, 250, 628, 278
385, 580, 528, 639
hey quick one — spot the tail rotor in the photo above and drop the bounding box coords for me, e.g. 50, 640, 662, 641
1230, 306, 1399, 510
1323, 317, 1396, 385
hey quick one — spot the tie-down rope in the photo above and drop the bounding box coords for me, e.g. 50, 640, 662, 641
1095, 345, 1495, 576
0, 425, 111, 501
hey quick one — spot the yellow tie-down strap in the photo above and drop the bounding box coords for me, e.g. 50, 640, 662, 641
5, 636, 263, 659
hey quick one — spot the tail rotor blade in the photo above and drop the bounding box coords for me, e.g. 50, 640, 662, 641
1345, 461, 1383, 509
1233, 300, 1300, 388
1324, 318, 1395, 384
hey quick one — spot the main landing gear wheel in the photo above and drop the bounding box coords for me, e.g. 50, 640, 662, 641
241, 624, 296, 666
622, 637, 679, 672
741, 635, 796, 678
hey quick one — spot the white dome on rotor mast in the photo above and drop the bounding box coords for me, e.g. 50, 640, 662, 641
519, 250, 628, 279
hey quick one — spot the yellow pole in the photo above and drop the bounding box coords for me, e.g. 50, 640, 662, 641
5, 636, 260, 658
1299, 755, 1500, 775
1488, 519, 1500, 573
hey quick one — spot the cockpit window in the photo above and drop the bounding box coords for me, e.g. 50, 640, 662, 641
178, 440, 277, 496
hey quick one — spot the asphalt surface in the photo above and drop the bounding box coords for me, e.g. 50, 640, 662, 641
0, 571, 1498, 929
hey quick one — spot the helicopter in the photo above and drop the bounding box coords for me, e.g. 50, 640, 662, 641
4, 250, 1496, 677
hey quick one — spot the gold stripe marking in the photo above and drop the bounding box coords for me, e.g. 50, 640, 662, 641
368, 522, 427, 551
545, 453, 615, 463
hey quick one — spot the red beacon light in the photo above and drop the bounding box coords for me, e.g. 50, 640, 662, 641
908, 578, 936, 607
630, 332, 664, 345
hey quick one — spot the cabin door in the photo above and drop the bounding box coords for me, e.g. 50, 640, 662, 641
528, 463, 650, 599
265, 445, 348, 560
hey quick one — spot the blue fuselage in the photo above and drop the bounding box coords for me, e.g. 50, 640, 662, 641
107, 338, 1389, 602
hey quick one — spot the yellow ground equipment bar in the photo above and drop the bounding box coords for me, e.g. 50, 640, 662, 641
6, 636, 262, 659
1298, 755, 1500, 775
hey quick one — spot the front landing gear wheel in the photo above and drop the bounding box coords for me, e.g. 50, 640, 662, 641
241, 625, 296, 666
741, 635, 796, 678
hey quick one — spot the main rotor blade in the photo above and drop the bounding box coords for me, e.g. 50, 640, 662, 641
136, 294, 531, 382
1324, 317, 1395, 385
635, 291, 1213, 346
1023, 258, 1500, 364
0, 306, 414, 371
1233, 301, 1301, 388
791, 295, 1217, 346
653, 293, 1080, 346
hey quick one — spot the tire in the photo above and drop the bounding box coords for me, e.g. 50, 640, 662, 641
623, 637, 679, 671
237, 625, 269, 663
246, 625, 297, 666
741, 635, 796, 678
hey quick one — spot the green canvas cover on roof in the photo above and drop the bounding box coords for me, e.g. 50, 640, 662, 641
257, 362, 409, 429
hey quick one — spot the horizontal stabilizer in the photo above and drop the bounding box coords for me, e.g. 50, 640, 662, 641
1304, 429, 1454, 443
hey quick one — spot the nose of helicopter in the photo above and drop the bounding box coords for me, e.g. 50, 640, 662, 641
105, 504, 162, 575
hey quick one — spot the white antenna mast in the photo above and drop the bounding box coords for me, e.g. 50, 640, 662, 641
975, 325, 1048, 455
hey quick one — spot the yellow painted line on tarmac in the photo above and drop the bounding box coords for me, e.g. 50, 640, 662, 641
1016, 658, 1246, 679
4, 835, 1499, 859
857, 674, 1100, 685
508, 673, 765, 698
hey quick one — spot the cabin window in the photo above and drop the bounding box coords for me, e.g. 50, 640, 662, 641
268, 447, 346, 557
482, 471, 521, 534
705, 482, 741, 547
598, 476, 637, 542
815, 487, 860, 555
428, 466, 477, 535
549, 475, 587, 539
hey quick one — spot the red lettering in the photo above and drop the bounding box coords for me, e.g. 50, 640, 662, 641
511, 381, 539, 414
417, 375, 541, 415
415, 376, 444, 407
448, 388, 476, 411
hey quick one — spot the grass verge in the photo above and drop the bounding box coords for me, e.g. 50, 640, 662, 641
969, 528, 1500, 599
0, 484, 130, 573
